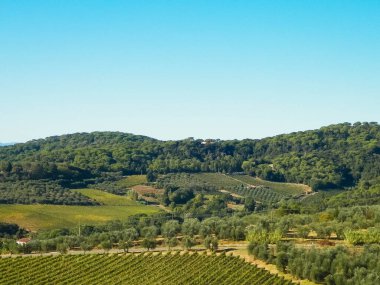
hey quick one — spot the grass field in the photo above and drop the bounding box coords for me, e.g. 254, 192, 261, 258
0, 189, 160, 231
117, 175, 147, 188
73, 189, 138, 205
229, 174, 310, 195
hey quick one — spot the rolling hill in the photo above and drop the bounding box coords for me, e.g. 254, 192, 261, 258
0, 122, 378, 192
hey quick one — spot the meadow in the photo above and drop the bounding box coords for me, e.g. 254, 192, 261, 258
116, 175, 147, 188
0, 189, 160, 231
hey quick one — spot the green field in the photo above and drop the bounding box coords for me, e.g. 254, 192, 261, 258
229, 174, 309, 195
73, 189, 139, 205
0, 252, 295, 285
0, 189, 160, 231
193, 173, 245, 188
117, 175, 147, 188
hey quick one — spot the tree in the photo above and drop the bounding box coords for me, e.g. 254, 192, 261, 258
7, 241, 19, 255
0, 161, 12, 173
169, 188, 194, 204
123, 228, 139, 241
182, 235, 195, 250
100, 240, 112, 253
56, 242, 69, 254
146, 170, 157, 182
119, 239, 134, 253
204, 236, 218, 252
164, 237, 177, 250
276, 251, 288, 271
80, 242, 93, 254
162, 220, 180, 239
244, 196, 256, 212
182, 218, 200, 237
297, 226, 310, 239
142, 238, 156, 251
141, 226, 158, 239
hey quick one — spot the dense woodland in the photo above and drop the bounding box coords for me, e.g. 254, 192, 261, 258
0, 122, 379, 193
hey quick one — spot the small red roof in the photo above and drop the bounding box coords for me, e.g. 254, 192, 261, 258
17, 238, 31, 243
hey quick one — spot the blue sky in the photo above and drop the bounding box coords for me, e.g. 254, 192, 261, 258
1, 0, 379, 142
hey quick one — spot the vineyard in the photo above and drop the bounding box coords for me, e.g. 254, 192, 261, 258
228, 175, 308, 195
228, 184, 287, 204
155, 173, 308, 204
0, 252, 296, 285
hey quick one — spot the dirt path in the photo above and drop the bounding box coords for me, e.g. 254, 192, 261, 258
218, 241, 317, 285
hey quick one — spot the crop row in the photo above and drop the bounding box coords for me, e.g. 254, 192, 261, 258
0, 252, 296, 285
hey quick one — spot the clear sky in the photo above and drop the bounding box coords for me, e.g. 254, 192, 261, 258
1, 0, 379, 142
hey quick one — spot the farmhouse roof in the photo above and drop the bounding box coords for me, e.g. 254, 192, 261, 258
17, 238, 31, 243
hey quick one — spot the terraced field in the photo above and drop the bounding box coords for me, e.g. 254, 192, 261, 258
157, 172, 309, 204
228, 175, 309, 195
0, 252, 296, 285
194, 173, 244, 188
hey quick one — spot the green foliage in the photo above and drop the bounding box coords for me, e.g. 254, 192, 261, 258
161, 220, 180, 238
168, 188, 195, 204
344, 228, 380, 245
181, 218, 201, 237
0, 181, 97, 205
100, 240, 112, 252
56, 242, 68, 254
327, 185, 380, 208
1, 123, 378, 194
246, 227, 283, 244
118, 238, 134, 253
204, 235, 218, 252
141, 238, 156, 251
285, 244, 380, 285
276, 251, 288, 271
80, 242, 93, 253
0, 223, 25, 238
181, 235, 196, 249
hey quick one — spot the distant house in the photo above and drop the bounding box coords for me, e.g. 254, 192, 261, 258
16, 238, 31, 246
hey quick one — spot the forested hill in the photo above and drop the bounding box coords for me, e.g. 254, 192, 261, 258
0, 123, 379, 190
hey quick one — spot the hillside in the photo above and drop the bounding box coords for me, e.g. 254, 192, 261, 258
0, 189, 160, 231
0, 122, 379, 194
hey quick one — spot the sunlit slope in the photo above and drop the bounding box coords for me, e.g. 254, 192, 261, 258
0, 190, 160, 231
